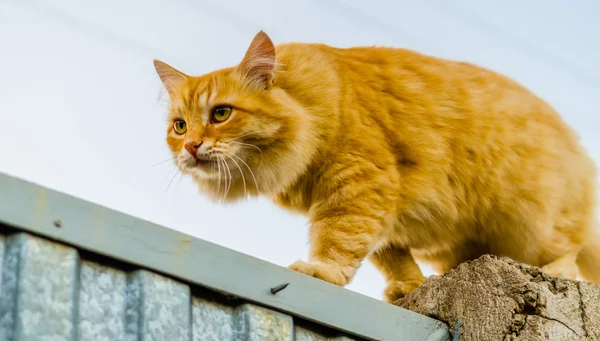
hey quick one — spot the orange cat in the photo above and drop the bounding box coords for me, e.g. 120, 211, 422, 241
153, 31, 599, 302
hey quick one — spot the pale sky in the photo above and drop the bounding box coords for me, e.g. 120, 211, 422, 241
0, 0, 598, 300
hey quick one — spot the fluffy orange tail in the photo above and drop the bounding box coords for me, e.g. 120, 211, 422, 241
577, 231, 600, 284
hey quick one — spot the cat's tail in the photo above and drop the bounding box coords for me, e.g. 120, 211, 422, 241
577, 230, 600, 284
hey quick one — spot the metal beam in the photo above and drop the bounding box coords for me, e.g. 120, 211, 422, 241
0, 171, 449, 341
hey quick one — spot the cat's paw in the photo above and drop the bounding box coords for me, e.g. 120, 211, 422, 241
288, 260, 349, 286
383, 279, 424, 303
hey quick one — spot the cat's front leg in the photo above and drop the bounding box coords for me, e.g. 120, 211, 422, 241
288, 209, 386, 287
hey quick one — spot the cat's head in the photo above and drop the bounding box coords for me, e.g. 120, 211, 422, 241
153, 31, 312, 202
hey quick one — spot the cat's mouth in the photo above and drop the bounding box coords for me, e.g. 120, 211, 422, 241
187, 155, 226, 178
177, 153, 215, 174
178, 150, 242, 180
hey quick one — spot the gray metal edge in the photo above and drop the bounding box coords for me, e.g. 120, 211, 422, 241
0, 171, 450, 341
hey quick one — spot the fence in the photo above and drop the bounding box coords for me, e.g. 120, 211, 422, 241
0, 171, 449, 340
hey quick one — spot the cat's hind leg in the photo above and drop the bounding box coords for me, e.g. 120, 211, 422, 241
541, 250, 580, 280
576, 232, 600, 284
369, 245, 426, 303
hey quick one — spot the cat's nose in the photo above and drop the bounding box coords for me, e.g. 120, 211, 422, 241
185, 141, 203, 157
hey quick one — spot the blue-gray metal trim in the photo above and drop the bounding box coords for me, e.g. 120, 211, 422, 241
0, 171, 450, 341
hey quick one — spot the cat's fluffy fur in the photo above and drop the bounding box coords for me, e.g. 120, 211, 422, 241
154, 31, 599, 302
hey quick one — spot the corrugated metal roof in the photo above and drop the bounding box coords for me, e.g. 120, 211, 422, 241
0, 172, 450, 341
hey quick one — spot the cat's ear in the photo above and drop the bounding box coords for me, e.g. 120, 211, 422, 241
237, 30, 276, 90
153, 59, 187, 98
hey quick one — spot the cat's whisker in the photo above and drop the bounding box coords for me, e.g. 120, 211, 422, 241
219, 154, 233, 201
224, 157, 233, 199
165, 168, 181, 195
225, 153, 247, 196
212, 154, 222, 200
159, 165, 178, 190
227, 152, 260, 194
218, 156, 227, 204
222, 133, 259, 143
140, 156, 177, 173
216, 155, 224, 203
172, 172, 184, 200
230, 141, 264, 159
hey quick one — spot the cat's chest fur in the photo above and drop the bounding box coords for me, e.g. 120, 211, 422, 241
271, 165, 318, 216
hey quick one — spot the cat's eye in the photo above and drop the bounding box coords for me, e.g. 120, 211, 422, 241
211, 106, 232, 123
173, 120, 187, 134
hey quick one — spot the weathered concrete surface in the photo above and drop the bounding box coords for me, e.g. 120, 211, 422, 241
395, 255, 600, 341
